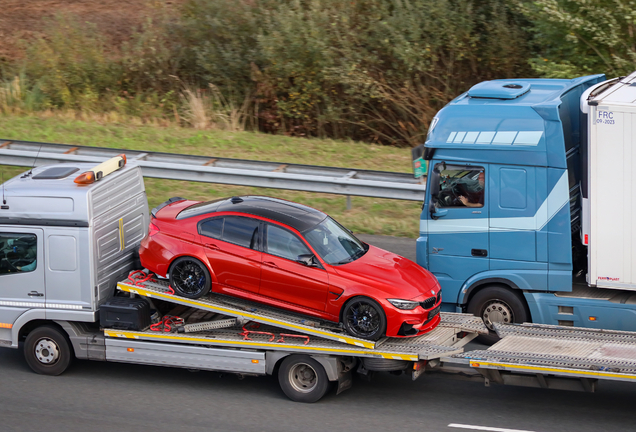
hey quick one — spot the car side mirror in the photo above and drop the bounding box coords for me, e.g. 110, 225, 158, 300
297, 254, 318, 267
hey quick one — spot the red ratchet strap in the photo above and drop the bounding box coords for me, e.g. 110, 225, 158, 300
150, 315, 184, 332
277, 334, 310, 345
127, 270, 157, 286
238, 322, 310, 344
239, 322, 276, 342
127, 270, 174, 295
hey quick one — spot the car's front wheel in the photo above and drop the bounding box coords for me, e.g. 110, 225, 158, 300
169, 256, 211, 299
341, 296, 387, 341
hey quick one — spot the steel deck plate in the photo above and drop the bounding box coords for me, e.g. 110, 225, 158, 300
452, 323, 636, 382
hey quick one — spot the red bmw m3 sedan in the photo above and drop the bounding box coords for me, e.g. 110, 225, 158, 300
139, 196, 442, 340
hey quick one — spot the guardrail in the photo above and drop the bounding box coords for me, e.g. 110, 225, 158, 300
0, 138, 425, 202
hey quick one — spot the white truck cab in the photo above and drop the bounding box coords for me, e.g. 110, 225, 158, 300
0, 158, 149, 348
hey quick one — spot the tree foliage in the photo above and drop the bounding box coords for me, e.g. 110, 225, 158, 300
517, 0, 636, 78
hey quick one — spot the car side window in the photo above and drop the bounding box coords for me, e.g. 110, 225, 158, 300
0, 233, 37, 275
266, 224, 311, 261
200, 218, 224, 239
222, 217, 260, 249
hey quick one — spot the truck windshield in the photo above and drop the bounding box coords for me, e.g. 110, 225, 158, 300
303, 217, 368, 265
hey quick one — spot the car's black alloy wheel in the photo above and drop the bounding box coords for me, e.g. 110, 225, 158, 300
342, 297, 387, 341
169, 257, 212, 299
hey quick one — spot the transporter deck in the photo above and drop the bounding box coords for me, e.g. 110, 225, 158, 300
116, 279, 486, 350
105, 316, 481, 361
451, 322, 636, 384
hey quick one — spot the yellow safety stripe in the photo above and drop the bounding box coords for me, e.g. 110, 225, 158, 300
104, 330, 418, 361
118, 218, 124, 251
470, 361, 636, 380
117, 283, 376, 349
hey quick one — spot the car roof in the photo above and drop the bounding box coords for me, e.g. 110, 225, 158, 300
176, 196, 327, 232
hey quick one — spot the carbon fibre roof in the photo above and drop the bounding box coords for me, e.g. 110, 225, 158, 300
176, 196, 327, 232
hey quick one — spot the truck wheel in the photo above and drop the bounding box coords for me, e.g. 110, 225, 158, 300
278, 355, 330, 403
24, 325, 73, 376
342, 297, 387, 341
467, 286, 529, 345
169, 257, 211, 299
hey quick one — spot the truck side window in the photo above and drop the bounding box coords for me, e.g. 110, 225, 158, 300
0, 233, 37, 275
434, 165, 485, 208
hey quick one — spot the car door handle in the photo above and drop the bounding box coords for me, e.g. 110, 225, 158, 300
471, 249, 488, 257
28, 291, 44, 297
205, 243, 220, 251
263, 261, 278, 268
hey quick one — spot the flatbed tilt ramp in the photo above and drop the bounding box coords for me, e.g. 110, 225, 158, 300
108, 278, 636, 398
113, 279, 487, 361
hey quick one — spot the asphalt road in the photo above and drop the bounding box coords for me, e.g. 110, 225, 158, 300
1, 234, 634, 432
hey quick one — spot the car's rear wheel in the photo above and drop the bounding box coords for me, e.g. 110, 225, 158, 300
169, 257, 211, 299
342, 297, 387, 341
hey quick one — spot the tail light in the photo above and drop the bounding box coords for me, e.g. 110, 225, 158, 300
148, 222, 160, 237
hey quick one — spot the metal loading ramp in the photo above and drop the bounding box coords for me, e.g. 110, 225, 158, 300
115, 279, 487, 355
104, 320, 477, 361
453, 322, 636, 383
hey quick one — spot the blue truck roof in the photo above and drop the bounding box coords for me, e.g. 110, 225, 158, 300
425, 74, 605, 169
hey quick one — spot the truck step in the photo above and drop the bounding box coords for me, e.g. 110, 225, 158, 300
177, 318, 240, 333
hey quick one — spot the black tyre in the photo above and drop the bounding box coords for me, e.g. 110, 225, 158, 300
278, 355, 330, 403
467, 286, 530, 345
169, 257, 211, 299
24, 325, 73, 376
342, 296, 387, 341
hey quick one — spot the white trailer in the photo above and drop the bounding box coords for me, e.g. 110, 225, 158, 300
582, 72, 636, 290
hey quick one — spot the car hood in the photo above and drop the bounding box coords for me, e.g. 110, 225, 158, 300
331, 245, 439, 300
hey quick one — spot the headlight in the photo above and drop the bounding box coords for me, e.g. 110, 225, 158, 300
387, 299, 420, 310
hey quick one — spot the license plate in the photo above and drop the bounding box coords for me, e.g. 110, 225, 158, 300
428, 305, 440, 320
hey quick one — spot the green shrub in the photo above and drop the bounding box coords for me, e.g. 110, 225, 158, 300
516, 0, 636, 78
24, 14, 122, 110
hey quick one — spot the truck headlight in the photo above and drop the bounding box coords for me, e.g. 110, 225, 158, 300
387, 299, 420, 310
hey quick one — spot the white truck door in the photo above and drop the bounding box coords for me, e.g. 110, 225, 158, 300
0, 228, 46, 308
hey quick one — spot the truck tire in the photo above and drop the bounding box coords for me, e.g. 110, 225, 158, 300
467, 286, 529, 345
169, 256, 211, 299
278, 355, 330, 403
24, 325, 73, 376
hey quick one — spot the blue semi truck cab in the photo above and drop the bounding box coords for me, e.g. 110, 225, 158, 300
416, 72, 636, 341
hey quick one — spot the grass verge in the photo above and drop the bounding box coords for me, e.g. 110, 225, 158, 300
0, 114, 422, 238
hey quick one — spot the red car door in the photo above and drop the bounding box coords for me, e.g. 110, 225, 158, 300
259, 223, 329, 312
199, 216, 262, 295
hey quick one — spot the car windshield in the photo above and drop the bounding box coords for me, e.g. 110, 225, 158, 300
302, 217, 368, 265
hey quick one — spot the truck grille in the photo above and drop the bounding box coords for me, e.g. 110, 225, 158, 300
420, 292, 441, 310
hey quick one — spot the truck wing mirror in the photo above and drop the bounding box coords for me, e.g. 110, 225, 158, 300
431, 208, 448, 220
